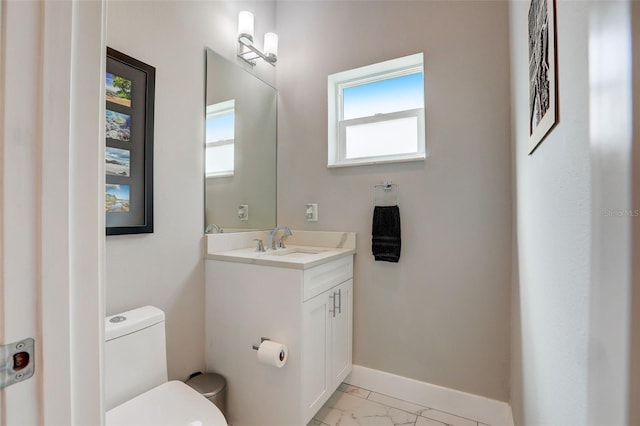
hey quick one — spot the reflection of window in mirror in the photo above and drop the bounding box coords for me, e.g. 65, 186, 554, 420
206, 99, 235, 178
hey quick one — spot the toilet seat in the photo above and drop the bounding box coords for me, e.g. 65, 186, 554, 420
106, 380, 227, 426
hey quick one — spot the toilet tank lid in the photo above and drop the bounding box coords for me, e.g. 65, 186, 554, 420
105, 306, 165, 342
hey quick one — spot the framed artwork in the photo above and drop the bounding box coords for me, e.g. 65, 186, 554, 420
528, 0, 557, 154
105, 47, 155, 235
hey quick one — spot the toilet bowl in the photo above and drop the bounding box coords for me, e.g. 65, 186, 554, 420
105, 306, 227, 426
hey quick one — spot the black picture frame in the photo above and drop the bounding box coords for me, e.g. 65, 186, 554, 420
105, 47, 155, 235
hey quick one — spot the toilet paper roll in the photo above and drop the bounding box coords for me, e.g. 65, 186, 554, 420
257, 340, 288, 368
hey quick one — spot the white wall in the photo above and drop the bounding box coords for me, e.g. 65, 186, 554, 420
509, 0, 635, 424
509, 1, 591, 422
276, 0, 513, 401
1, 1, 105, 424
105, 0, 275, 381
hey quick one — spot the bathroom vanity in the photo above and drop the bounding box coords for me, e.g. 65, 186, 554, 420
204, 231, 355, 426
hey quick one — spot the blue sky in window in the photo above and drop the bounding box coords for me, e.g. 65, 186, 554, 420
343, 72, 424, 120
206, 112, 235, 143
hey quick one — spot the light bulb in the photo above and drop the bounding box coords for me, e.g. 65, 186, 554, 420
264, 32, 278, 61
238, 11, 254, 44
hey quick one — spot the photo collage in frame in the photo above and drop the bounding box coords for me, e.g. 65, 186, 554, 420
105, 48, 155, 235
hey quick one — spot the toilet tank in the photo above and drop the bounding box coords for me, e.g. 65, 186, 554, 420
105, 306, 168, 411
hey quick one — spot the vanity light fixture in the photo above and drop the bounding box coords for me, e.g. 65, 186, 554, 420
237, 11, 278, 67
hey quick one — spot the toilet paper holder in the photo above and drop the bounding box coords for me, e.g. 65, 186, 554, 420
252, 337, 271, 351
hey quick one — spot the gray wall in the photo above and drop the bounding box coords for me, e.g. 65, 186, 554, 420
104, 0, 640, 416
105, 0, 276, 381
509, 0, 637, 423
631, 4, 640, 424
276, 0, 512, 401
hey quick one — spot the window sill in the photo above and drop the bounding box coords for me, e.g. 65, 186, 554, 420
206, 172, 234, 178
327, 153, 426, 168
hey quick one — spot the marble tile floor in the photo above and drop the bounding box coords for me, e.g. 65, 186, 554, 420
307, 384, 490, 426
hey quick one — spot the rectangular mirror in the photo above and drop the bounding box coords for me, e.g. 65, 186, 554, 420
205, 48, 277, 233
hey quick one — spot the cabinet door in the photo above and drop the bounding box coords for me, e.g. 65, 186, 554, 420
330, 279, 353, 387
302, 291, 331, 422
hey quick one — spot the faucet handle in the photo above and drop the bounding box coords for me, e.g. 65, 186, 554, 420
253, 239, 265, 252
278, 235, 288, 249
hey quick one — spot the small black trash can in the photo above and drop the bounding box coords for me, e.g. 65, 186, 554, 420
186, 373, 227, 416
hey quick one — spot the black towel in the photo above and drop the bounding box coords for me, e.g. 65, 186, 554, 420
372, 205, 401, 262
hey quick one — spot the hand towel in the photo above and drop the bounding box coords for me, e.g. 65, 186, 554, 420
372, 205, 401, 262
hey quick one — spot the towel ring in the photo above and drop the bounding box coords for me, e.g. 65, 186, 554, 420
373, 181, 399, 206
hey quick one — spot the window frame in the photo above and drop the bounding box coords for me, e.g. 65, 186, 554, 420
328, 53, 426, 168
205, 138, 234, 178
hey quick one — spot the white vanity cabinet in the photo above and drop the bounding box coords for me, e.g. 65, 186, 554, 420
302, 256, 353, 421
205, 252, 354, 426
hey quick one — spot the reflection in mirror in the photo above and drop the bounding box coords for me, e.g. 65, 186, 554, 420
206, 100, 235, 178
205, 48, 277, 233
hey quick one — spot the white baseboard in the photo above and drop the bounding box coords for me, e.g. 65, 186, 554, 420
344, 365, 514, 426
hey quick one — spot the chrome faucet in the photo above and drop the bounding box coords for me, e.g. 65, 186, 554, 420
268, 226, 292, 250
205, 223, 223, 234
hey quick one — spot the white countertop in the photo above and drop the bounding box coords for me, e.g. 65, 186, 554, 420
204, 230, 356, 269
206, 245, 355, 269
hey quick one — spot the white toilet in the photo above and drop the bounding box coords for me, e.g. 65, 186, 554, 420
105, 306, 227, 426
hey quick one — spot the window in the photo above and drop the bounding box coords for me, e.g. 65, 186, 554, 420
206, 99, 235, 178
328, 53, 425, 167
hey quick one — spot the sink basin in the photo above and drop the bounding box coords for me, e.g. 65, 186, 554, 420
267, 248, 328, 257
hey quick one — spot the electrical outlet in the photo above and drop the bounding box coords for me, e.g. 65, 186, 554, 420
306, 203, 318, 222
238, 204, 249, 221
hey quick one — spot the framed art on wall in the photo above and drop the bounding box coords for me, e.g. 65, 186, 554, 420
105, 47, 155, 235
528, 0, 557, 154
